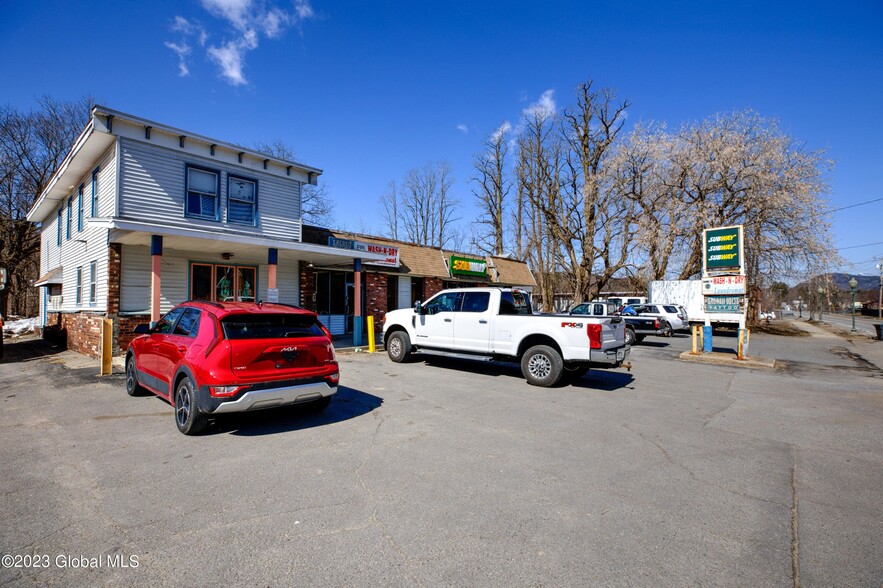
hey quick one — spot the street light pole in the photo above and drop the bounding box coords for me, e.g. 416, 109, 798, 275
817, 287, 825, 322
877, 260, 882, 320
849, 277, 858, 333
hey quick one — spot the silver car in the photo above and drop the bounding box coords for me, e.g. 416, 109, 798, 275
636, 303, 689, 332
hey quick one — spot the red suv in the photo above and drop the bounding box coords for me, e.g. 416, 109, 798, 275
125, 301, 339, 435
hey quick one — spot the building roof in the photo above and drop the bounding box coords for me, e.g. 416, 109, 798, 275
27, 105, 323, 224
302, 225, 536, 287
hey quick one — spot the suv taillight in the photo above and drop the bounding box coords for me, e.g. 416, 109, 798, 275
586, 323, 602, 349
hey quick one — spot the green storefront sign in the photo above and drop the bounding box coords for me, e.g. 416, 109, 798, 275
704, 225, 742, 272
449, 255, 487, 277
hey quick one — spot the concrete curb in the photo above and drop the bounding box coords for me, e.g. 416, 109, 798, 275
678, 350, 778, 369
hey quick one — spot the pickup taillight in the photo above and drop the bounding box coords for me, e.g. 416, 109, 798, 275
654, 319, 660, 329
586, 323, 602, 349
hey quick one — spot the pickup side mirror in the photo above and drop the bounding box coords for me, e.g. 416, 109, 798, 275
414, 301, 422, 315
133, 323, 151, 334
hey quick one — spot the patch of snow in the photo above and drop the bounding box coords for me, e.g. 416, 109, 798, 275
3, 317, 39, 338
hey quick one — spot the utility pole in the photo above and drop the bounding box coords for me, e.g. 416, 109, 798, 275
877, 258, 882, 320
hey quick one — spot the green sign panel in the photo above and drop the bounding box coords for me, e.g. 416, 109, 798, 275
449, 255, 487, 277
705, 295, 743, 313
704, 225, 742, 273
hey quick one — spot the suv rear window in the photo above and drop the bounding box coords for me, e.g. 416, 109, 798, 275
221, 314, 326, 340
663, 305, 678, 313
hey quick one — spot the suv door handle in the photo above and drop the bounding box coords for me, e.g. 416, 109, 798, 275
177, 345, 187, 352
444, 318, 452, 323
479, 319, 488, 324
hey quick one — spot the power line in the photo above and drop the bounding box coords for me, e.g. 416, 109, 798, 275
827, 196, 883, 214
838, 240, 883, 251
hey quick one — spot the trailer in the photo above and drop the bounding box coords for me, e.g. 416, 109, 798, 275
648, 280, 743, 329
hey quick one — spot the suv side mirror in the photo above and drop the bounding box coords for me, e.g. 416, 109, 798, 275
133, 323, 150, 334
414, 301, 423, 315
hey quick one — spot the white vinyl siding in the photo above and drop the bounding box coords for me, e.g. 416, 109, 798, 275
120, 245, 299, 315
37, 145, 116, 321
118, 137, 303, 241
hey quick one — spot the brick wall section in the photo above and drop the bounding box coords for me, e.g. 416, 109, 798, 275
364, 272, 387, 332
107, 243, 121, 314
116, 315, 149, 354
299, 264, 316, 311
425, 277, 444, 300
59, 313, 105, 358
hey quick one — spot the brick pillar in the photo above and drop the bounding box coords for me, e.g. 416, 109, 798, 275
299, 264, 317, 311
425, 277, 444, 299
365, 272, 388, 332
107, 243, 121, 315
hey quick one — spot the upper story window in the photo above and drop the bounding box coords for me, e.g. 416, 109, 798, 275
185, 165, 219, 220
56, 209, 62, 246
77, 184, 84, 231
227, 175, 257, 225
91, 167, 100, 217
66, 197, 72, 239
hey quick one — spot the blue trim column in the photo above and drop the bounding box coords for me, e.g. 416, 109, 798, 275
353, 258, 363, 346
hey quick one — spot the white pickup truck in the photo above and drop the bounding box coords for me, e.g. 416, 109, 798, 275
381, 287, 630, 387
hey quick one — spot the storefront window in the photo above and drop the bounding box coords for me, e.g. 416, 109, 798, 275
191, 264, 213, 301
236, 267, 256, 301
387, 275, 398, 311
411, 277, 424, 304
190, 263, 257, 302
216, 265, 235, 301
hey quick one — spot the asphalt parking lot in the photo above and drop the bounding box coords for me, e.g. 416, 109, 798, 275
0, 327, 881, 586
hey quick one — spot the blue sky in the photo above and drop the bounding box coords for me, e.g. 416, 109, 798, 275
3, 0, 882, 276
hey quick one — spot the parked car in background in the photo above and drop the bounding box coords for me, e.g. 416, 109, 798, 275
634, 303, 689, 332
569, 301, 671, 346
126, 301, 339, 435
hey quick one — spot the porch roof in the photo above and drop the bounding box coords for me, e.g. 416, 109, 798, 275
92, 218, 387, 267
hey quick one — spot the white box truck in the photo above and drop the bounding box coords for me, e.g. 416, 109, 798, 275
648, 280, 743, 328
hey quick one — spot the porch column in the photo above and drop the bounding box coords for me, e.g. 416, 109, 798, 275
267, 248, 278, 298
150, 235, 162, 324
353, 258, 363, 346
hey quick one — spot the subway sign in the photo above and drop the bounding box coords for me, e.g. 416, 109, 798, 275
449, 255, 487, 277
703, 225, 743, 275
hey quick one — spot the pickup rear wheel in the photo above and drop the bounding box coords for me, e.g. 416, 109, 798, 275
386, 331, 412, 363
521, 345, 564, 387
624, 327, 636, 347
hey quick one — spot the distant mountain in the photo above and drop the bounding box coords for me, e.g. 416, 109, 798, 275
794, 273, 880, 293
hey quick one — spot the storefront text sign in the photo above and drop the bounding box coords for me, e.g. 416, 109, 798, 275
705, 295, 743, 313
449, 255, 487, 277
701, 275, 746, 296
327, 237, 401, 268
703, 225, 744, 275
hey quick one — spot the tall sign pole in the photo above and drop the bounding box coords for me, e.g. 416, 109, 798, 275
701, 225, 747, 357
878, 258, 882, 320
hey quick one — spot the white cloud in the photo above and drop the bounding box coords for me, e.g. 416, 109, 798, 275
491, 120, 511, 142
166, 0, 315, 86
457, 124, 469, 134
522, 89, 557, 121
165, 41, 192, 76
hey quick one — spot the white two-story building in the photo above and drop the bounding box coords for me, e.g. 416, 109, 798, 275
27, 106, 382, 356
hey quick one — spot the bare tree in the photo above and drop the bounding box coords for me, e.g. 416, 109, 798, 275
253, 139, 335, 225
383, 162, 460, 248
471, 121, 511, 255
379, 180, 400, 240
0, 96, 92, 317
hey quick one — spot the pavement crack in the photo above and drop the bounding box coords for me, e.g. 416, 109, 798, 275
790, 444, 801, 588
623, 424, 787, 508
